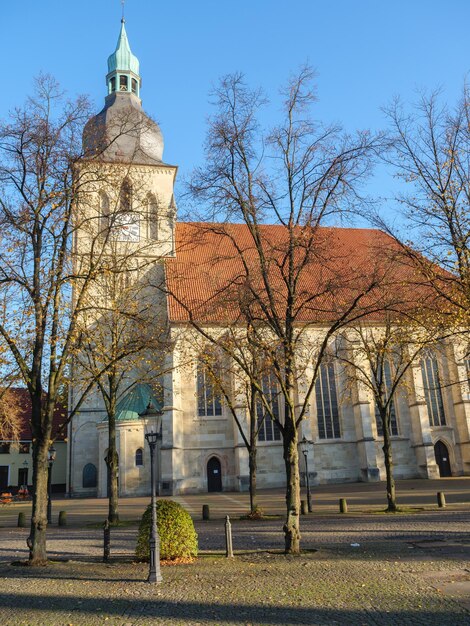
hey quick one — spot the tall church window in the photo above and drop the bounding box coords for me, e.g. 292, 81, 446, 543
110, 77, 116, 93
257, 370, 281, 442
132, 78, 138, 94
135, 448, 143, 467
147, 194, 158, 240
197, 355, 223, 417
316, 360, 341, 439
374, 359, 399, 436
421, 352, 446, 426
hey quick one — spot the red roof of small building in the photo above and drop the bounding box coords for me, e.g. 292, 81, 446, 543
1, 388, 67, 442
166, 222, 432, 323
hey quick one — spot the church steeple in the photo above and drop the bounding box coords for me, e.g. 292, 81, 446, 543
106, 19, 141, 98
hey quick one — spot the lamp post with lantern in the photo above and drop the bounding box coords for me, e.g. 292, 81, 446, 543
299, 436, 313, 513
141, 402, 163, 584
47, 445, 56, 524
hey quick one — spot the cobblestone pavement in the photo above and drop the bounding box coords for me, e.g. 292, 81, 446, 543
1, 477, 470, 527
0, 510, 469, 625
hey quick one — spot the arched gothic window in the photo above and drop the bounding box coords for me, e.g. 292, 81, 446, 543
99, 191, 110, 233
197, 354, 223, 417
374, 359, 399, 436
135, 448, 144, 467
316, 359, 341, 439
147, 194, 158, 240
420, 351, 446, 426
82, 463, 97, 488
120, 179, 132, 212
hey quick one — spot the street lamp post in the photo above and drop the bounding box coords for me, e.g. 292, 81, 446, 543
300, 436, 313, 513
47, 445, 56, 524
142, 402, 163, 584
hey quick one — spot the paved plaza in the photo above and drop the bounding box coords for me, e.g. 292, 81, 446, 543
0, 479, 469, 624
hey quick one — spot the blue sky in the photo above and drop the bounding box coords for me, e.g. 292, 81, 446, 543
2, 0, 470, 221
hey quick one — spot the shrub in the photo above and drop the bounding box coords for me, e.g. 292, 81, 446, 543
135, 499, 198, 562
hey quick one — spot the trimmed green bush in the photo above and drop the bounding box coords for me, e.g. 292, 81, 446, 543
135, 499, 198, 562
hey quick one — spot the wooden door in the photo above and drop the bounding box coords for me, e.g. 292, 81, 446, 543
434, 441, 452, 477
207, 457, 222, 492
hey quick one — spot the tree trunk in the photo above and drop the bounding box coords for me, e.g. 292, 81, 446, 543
248, 390, 258, 514
248, 446, 257, 514
28, 438, 49, 565
382, 410, 397, 512
282, 417, 300, 553
106, 409, 119, 524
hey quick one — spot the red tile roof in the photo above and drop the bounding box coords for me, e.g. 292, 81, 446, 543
166, 222, 432, 323
1, 388, 67, 442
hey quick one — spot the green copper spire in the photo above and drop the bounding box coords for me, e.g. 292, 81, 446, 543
106, 19, 141, 98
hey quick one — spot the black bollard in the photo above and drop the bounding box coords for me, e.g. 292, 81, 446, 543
300, 499, 308, 515
103, 519, 111, 562
17, 512, 26, 528
58, 510, 67, 527
225, 515, 234, 558
202, 504, 210, 520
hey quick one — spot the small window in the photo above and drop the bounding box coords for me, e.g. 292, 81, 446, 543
131, 78, 138, 94
19, 442, 30, 454
147, 194, 158, 239
135, 448, 144, 466
0, 443, 10, 454
99, 191, 110, 233
120, 179, 132, 212
119, 75, 128, 91
82, 463, 97, 488
110, 76, 116, 92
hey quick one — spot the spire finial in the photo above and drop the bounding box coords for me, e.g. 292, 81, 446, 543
121, 0, 125, 22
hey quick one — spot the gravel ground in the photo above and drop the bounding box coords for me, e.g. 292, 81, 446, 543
0, 510, 469, 625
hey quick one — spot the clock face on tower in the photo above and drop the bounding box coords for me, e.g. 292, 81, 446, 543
113, 212, 140, 242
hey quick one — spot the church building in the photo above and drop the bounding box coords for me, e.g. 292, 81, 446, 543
68, 20, 470, 498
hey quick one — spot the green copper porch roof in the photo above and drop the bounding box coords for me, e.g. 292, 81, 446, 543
107, 19, 140, 75
108, 384, 162, 422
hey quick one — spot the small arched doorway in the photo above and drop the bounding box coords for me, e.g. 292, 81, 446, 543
207, 457, 222, 492
434, 440, 452, 477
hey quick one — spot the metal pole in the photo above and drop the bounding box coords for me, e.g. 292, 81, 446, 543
304, 451, 312, 513
47, 461, 53, 524
148, 441, 162, 583
225, 515, 234, 557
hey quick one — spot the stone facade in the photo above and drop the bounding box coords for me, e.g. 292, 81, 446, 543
68, 20, 470, 500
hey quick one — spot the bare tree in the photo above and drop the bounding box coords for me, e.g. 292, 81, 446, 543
76, 251, 168, 524
169, 68, 384, 553
336, 315, 436, 511
0, 388, 22, 443
0, 75, 154, 564
382, 88, 470, 341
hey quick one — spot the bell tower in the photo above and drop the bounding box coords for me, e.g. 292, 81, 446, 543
81, 18, 177, 257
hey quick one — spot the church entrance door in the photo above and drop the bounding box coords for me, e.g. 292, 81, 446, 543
207, 457, 222, 492
434, 441, 452, 477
